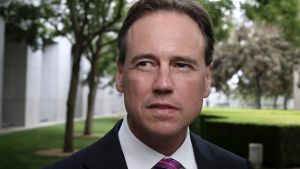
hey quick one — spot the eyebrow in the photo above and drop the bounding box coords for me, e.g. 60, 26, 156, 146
129, 53, 199, 66
171, 56, 199, 66
130, 53, 158, 64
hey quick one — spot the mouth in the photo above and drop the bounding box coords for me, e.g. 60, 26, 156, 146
147, 103, 177, 109
146, 103, 179, 115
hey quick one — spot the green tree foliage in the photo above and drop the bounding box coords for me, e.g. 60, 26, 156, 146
242, 0, 300, 46
83, 0, 125, 136
213, 40, 239, 94
0, 1, 58, 50
242, 0, 300, 108
0, 0, 125, 152
61, 0, 125, 152
197, 0, 236, 94
214, 22, 298, 109
199, 0, 234, 41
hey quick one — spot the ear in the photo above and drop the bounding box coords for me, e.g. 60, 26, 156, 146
203, 64, 212, 98
115, 62, 124, 93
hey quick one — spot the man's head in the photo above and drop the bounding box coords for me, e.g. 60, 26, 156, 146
117, 0, 214, 66
115, 0, 214, 154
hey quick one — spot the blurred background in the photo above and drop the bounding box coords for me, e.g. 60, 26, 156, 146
0, 0, 299, 169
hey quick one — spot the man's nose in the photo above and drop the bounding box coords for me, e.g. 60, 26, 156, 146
152, 65, 174, 95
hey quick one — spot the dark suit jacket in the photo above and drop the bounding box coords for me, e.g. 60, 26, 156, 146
44, 120, 253, 169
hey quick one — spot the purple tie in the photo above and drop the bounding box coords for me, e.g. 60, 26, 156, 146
152, 158, 183, 169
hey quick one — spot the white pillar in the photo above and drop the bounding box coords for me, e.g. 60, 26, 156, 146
25, 47, 42, 128
40, 37, 71, 123
40, 43, 61, 122
294, 69, 300, 110
56, 37, 72, 120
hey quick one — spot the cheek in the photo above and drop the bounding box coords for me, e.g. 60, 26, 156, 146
123, 73, 151, 103
176, 76, 206, 108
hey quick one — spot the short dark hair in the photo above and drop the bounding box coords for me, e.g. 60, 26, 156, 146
117, 0, 214, 66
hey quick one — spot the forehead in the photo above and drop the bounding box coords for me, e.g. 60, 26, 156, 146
126, 11, 205, 59
128, 10, 203, 38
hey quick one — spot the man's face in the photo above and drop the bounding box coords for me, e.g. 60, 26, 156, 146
116, 11, 212, 140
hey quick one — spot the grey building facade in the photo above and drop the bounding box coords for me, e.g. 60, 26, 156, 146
0, 19, 125, 131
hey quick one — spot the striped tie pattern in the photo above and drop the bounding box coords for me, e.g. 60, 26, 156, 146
152, 158, 183, 169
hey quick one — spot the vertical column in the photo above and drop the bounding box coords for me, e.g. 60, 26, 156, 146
294, 69, 300, 110
2, 39, 42, 128
112, 89, 126, 115
40, 37, 72, 123
2, 39, 27, 127
0, 18, 5, 128
25, 47, 42, 127
93, 77, 126, 116
56, 37, 72, 121
40, 43, 59, 122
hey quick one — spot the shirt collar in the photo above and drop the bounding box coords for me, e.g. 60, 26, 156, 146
169, 130, 196, 169
118, 115, 197, 169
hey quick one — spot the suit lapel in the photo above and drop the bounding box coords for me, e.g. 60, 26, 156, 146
190, 132, 218, 169
81, 121, 221, 169
82, 120, 128, 169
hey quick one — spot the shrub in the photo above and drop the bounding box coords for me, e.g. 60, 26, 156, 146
190, 112, 300, 168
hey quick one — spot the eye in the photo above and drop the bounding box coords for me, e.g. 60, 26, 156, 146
174, 63, 190, 68
137, 61, 151, 67
173, 62, 193, 69
135, 60, 157, 71
172, 62, 195, 72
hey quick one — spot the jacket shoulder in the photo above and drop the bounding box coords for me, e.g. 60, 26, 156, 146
191, 132, 253, 169
43, 120, 127, 169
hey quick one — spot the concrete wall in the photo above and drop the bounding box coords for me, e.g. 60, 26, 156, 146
40, 43, 59, 122
0, 18, 5, 128
56, 38, 72, 120
2, 38, 43, 128
40, 37, 72, 123
94, 78, 126, 116
294, 69, 300, 110
2, 40, 27, 127
25, 47, 42, 127
79, 58, 126, 118
0, 34, 126, 130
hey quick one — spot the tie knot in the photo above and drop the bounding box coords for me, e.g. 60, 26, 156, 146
153, 158, 183, 169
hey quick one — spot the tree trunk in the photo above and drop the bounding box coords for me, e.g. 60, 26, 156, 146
83, 59, 98, 136
255, 77, 262, 109
63, 44, 82, 153
273, 95, 278, 109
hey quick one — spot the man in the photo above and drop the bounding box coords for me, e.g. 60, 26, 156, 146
45, 0, 253, 168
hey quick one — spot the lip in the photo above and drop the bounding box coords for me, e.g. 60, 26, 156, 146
147, 103, 178, 109
146, 103, 179, 115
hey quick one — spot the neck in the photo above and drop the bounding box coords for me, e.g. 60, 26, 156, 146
144, 133, 187, 156
127, 119, 187, 156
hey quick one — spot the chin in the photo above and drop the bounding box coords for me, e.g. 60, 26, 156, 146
147, 123, 185, 137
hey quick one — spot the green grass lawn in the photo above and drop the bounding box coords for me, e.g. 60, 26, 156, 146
1, 108, 300, 169
202, 108, 300, 126
0, 116, 121, 169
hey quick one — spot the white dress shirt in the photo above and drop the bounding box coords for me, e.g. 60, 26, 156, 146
118, 115, 198, 169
